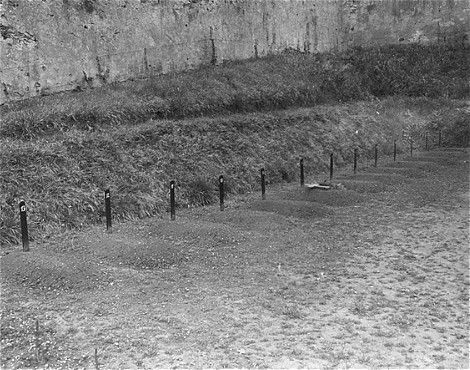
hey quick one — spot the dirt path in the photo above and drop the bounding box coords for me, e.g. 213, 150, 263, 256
1, 148, 469, 369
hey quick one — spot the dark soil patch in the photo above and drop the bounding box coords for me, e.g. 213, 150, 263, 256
249, 199, 333, 219
0, 251, 108, 292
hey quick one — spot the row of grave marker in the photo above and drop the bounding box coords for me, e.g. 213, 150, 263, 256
17, 133, 442, 252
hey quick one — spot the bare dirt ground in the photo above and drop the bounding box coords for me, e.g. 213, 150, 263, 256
1, 147, 469, 369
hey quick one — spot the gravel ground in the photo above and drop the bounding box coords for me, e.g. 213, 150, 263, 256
1, 147, 468, 369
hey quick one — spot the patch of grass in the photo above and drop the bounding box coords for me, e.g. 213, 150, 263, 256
342, 44, 469, 99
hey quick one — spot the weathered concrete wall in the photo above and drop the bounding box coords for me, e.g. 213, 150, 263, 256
1, 0, 469, 105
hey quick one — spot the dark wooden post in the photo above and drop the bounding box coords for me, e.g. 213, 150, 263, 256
19, 200, 29, 252
393, 140, 397, 162
353, 148, 358, 174
94, 348, 99, 370
219, 175, 224, 211
260, 168, 266, 200
374, 144, 378, 167
170, 180, 175, 221
210, 26, 216, 65
105, 189, 112, 231
329, 153, 334, 181
35, 319, 40, 362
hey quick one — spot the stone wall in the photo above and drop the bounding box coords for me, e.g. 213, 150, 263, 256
1, 0, 469, 105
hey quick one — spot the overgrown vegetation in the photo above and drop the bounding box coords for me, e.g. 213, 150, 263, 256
1, 97, 467, 245
1, 44, 468, 140
1, 44, 469, 245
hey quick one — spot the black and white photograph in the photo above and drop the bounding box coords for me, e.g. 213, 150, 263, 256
1, 0, 469, 368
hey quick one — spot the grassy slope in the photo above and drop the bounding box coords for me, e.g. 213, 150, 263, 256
1, 44, 468, 139
1, 44, 469, 245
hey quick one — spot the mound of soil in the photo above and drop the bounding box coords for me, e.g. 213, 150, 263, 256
98, 242, 188, 270
249, 199, 333, 219
366, 165, 426, 178
384, 160, 441, 173
55, 230, 189, 270
335, 179, 388, 193
340, 172, 408, 185
53, 219, 248, 271
0, 251, 108, 291
149, 219, 247, 247
189, 207, 300, 233
417, 153, 465, 166
283, 188, 365, 207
